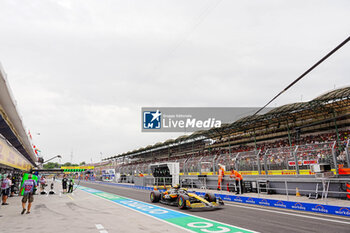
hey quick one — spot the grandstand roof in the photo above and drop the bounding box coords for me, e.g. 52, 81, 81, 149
105, 86, 350, 161
314, 86, 350, 102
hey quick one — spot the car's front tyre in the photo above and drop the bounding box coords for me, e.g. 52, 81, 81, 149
150, 191, 161, 203
178, 195, 189, 209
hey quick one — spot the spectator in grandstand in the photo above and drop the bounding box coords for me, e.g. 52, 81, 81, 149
1, 174, 12, 205
20, 174, 37, 214
337, 151, 347, 165
230, 169, 243, 194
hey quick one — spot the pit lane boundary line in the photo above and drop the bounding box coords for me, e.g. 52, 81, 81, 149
78, 185, 259, 233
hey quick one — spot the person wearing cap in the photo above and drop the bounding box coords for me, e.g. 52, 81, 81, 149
20, 174, 37, 214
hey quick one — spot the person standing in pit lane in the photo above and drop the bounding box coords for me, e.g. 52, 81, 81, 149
217, 164, 225, 190
230, 169, 243, 194
20, 174, 37, 214
40, 175, 47, 192
68, 177, 74, 193
62, 175, 68, 193
1, 175, 12, 205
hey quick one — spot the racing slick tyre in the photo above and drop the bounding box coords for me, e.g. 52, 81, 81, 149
178, 195, 189, 209
150, 191, 161, 203
204, 193, 216, 202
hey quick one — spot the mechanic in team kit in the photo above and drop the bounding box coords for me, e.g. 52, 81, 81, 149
230, 169, 243, 194
217, 164, 225, 190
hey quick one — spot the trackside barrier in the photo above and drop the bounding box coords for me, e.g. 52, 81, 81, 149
196, 192, 350, 217
84, 180, 350, 217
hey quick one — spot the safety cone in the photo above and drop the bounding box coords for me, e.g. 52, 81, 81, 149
296, 187, 301, 197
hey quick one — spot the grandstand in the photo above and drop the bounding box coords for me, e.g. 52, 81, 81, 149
102, 87, 350, 197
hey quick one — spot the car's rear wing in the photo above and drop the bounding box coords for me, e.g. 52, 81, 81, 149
153, 185, 171, 191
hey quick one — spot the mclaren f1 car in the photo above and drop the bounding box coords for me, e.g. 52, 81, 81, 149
150, 185, 224, 210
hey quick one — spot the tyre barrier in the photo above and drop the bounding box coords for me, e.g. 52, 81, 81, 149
347, 182, 350, 200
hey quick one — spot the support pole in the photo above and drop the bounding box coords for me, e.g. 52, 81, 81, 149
346, 140, 350, 168
332, 110, 341, 147
257, 150, 262, 175
263, 150, 268, 176
331, 141, 339, 176
253, 128, 257, 151
293, 146, 300, 176
286, 121, 292, 147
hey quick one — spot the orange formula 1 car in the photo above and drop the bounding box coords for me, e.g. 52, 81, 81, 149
150, 185, 224, 210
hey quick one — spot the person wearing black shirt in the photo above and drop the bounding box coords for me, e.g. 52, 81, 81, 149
62, 175, 68, 194
68, 178, 74, 193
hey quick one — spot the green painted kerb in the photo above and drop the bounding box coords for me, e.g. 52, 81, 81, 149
167, 216, 254, 233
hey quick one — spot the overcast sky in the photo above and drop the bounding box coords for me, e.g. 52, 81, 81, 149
0, 0, 349, 164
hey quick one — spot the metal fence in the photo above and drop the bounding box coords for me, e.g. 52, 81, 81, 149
114, 140, 350, 176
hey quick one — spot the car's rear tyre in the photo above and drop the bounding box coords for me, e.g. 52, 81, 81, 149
150, 191, 161, 203
178, 195, 189, 209
204, 193, 216, 202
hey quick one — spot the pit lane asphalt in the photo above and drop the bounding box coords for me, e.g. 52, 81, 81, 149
79, 181, 350, 233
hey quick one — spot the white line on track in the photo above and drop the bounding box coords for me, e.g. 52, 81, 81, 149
95, 224, 104, 230
225, 203, 350, 225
